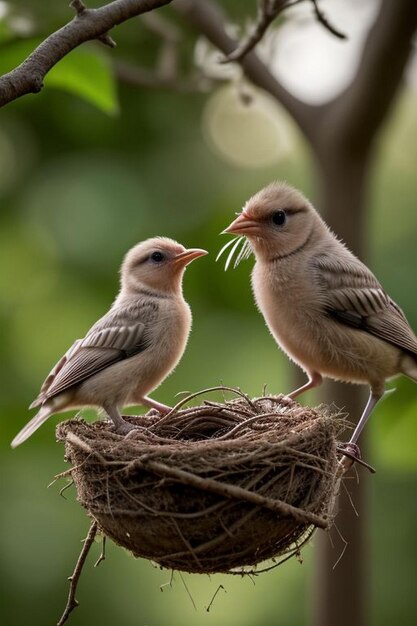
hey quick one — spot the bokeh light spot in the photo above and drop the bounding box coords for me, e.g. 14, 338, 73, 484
202, 84, 294, 168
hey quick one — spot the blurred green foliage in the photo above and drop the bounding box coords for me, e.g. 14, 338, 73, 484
0, 2, 416, 626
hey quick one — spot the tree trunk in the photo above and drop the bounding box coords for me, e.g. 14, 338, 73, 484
314, 381, 370, 626
312, 150, 371, 626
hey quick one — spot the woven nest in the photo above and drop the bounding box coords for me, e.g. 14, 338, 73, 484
56, 389, 342, 574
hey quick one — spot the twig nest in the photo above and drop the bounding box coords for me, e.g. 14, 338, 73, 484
56, 389, 341, 574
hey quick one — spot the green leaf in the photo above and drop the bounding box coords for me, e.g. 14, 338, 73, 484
0, 38, 119, 114
46, 46, 119, 115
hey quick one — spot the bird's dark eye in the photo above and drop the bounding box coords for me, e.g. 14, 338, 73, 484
150, 251, 165, 263
272, 210, 286, 226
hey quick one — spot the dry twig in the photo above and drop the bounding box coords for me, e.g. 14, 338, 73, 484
57, 521, 98, 626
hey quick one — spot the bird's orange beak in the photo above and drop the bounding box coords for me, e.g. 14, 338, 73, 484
173, 248, 208, 266
223, 213, 260, 236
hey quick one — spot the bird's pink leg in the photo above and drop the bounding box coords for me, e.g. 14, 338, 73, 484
140, 396, 172, 415
287, 372, 323, 399
104, 403, 137, 434
349, 389, 383, 445
339, 388, 383, 472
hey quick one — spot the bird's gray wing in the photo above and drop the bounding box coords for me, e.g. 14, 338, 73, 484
312, 254, 417, 356
32, 339, 84, 406
32, 321, 149, 406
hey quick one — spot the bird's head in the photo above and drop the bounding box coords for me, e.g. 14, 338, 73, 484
223, 182, 322, 262
120, 237, 207, 296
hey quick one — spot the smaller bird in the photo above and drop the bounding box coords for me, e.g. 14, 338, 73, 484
11, 238, 207, 448
222, 182, 417, 458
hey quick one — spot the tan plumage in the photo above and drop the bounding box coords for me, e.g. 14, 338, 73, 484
12, 238, 207, 448
224, 182, 417, 448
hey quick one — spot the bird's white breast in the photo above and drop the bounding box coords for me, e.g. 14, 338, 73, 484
252, 256, 320, 364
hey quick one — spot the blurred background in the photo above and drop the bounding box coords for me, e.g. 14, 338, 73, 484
0, 0, 416, 625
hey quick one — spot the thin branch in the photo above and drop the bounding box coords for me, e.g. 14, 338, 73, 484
221, 0, 346, 65
221, 0, 295, 63
57, 521, 98, 626
174, 0, 315, 141
0, 0, 173, 108
310, 0, 346, 40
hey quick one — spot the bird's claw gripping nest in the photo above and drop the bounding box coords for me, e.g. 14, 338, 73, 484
337, 442, 376, 473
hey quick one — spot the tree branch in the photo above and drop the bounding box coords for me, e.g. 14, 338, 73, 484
221, 0, 295, 64
174, 0, 315, 140
0, 0, 173, 108
310, 0, 346, 41
222, 0, 346, 64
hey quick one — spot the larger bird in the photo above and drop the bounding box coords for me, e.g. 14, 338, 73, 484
12, 237, 207, 447
223, 182, 417, 454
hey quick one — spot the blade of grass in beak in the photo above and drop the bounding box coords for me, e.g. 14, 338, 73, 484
234, 238, 252, 268
225, 237, 244, 271
216, 237, 240, 263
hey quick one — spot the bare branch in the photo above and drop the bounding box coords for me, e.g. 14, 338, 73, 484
221, 0, 346, 65
310, 0, 346, 41
0, 0, 173, 108
57, 521, 98, 626
221, 0, 294, 64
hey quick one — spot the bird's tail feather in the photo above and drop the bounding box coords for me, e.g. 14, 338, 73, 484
29, 397, 43, 410
11, 405, 52, 448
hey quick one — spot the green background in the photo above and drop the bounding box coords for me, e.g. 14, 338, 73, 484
0, 2, 416, 625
